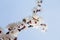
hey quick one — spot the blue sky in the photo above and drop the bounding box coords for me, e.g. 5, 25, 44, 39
0, 0, 60, 40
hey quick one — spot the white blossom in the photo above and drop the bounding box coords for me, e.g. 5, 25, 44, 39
0, 0, 47, 40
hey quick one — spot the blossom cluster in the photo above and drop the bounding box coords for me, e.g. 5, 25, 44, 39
0, 0, 47, 40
